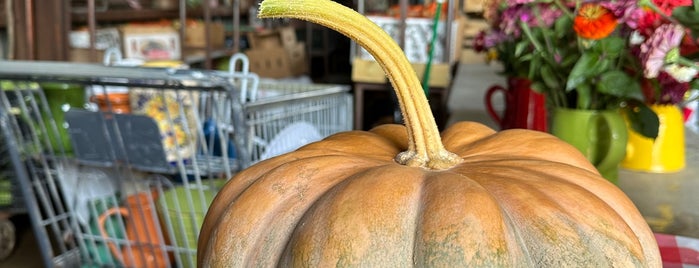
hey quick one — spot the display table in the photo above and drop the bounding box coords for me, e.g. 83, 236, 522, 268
618, 127, 699, 239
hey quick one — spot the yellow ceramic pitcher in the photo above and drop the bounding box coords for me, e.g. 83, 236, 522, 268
622, 104, 685, 173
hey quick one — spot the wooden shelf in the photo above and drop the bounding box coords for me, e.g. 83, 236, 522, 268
0, 0, 4, 27
61, 2, 244, 69
71, 6, 236, 24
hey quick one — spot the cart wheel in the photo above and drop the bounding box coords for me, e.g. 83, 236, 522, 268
0, 219, 16, 260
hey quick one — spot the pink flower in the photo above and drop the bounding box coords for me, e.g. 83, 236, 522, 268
498, 4, 561, 37
484, 31, 509, 48
499, 6, 531, 36
602, 0, 644, 29
639, 23, 685, 78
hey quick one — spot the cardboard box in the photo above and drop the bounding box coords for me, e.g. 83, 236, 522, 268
69, 48, 107, 63
245, 26, 306, 78
185, 21, 225, 48
245, 38, 307, 78
247, 30, 282, 49
287, 42, 307, 76
463, 0, 485, 13
246, 47, 292, 79
121, 25, 181, 60
247, 26, 299, 49
278, 26, 298, 50
351, 58, 452, 88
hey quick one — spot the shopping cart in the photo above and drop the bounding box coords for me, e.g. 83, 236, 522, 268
0, 58, 352, 267
224, 53, 353, 168
0, 83, 33, 260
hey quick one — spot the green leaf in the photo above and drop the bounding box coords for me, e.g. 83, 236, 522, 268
566, 52, 598, 90
594, 58, 612, 75
596, 37, 625, 57
576, 83, 592, 109
541, 64, 560, 90
554, 16, 573, 39
520, 22, 544, 53
528, 54, 541, 80
597, 71, 641, 98
515, 41, 529, 58
690, 79, 699, 90
623, 103, 659, 139
531, 81, 547, 94
560, 53, 579, 68
672, 6, 699, 39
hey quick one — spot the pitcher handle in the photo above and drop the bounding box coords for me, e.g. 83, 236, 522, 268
592, 112, 628, 178
484, 84, 508, 128
98, 207, 129, 266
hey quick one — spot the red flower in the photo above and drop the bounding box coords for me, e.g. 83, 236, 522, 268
473, 31, 487, 53
573, 3, 618, 40
657, 71, 690, 104
652, 0, 691, 15
637, 0, 693, 36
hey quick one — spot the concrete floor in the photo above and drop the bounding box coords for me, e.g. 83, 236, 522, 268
446, 51, 505, 129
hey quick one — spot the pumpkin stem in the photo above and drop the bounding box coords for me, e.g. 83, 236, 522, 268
259, 0, 462, 169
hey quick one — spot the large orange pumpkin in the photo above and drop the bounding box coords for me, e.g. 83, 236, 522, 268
198, 0, 661, 266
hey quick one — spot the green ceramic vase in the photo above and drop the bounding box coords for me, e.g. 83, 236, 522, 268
551, 108, 628, 184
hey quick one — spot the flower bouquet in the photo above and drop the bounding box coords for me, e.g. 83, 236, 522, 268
474, 0, 699, 139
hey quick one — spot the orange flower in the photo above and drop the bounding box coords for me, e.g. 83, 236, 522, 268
573, 3, 618, 40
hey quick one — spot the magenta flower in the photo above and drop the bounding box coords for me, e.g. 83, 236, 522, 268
535, 4, 563, 27
473, 31, 487, 52
639, 23, 686, 78
484, 31, 509, 49
499, 6, 530, 36
498, 4, 562, 37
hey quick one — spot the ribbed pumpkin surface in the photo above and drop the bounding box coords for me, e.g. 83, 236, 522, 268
198, 122, 661, 267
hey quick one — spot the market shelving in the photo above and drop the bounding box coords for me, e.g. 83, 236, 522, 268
72, 1, 242, 69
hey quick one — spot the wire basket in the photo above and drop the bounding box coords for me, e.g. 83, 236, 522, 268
0, 58, 353, 267
224, 54, 353, 168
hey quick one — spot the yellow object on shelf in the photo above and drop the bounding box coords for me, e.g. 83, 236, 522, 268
622, 104, 686, 173
141, 60, 187, 69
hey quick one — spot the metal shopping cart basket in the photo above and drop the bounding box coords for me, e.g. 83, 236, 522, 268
0, 61, 241, 267
224, 53, 353, 168
0, 81, 34, 260
0, 59, 352, 267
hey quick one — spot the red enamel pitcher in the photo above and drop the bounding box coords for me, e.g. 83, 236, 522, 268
484, 77, 548, 132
